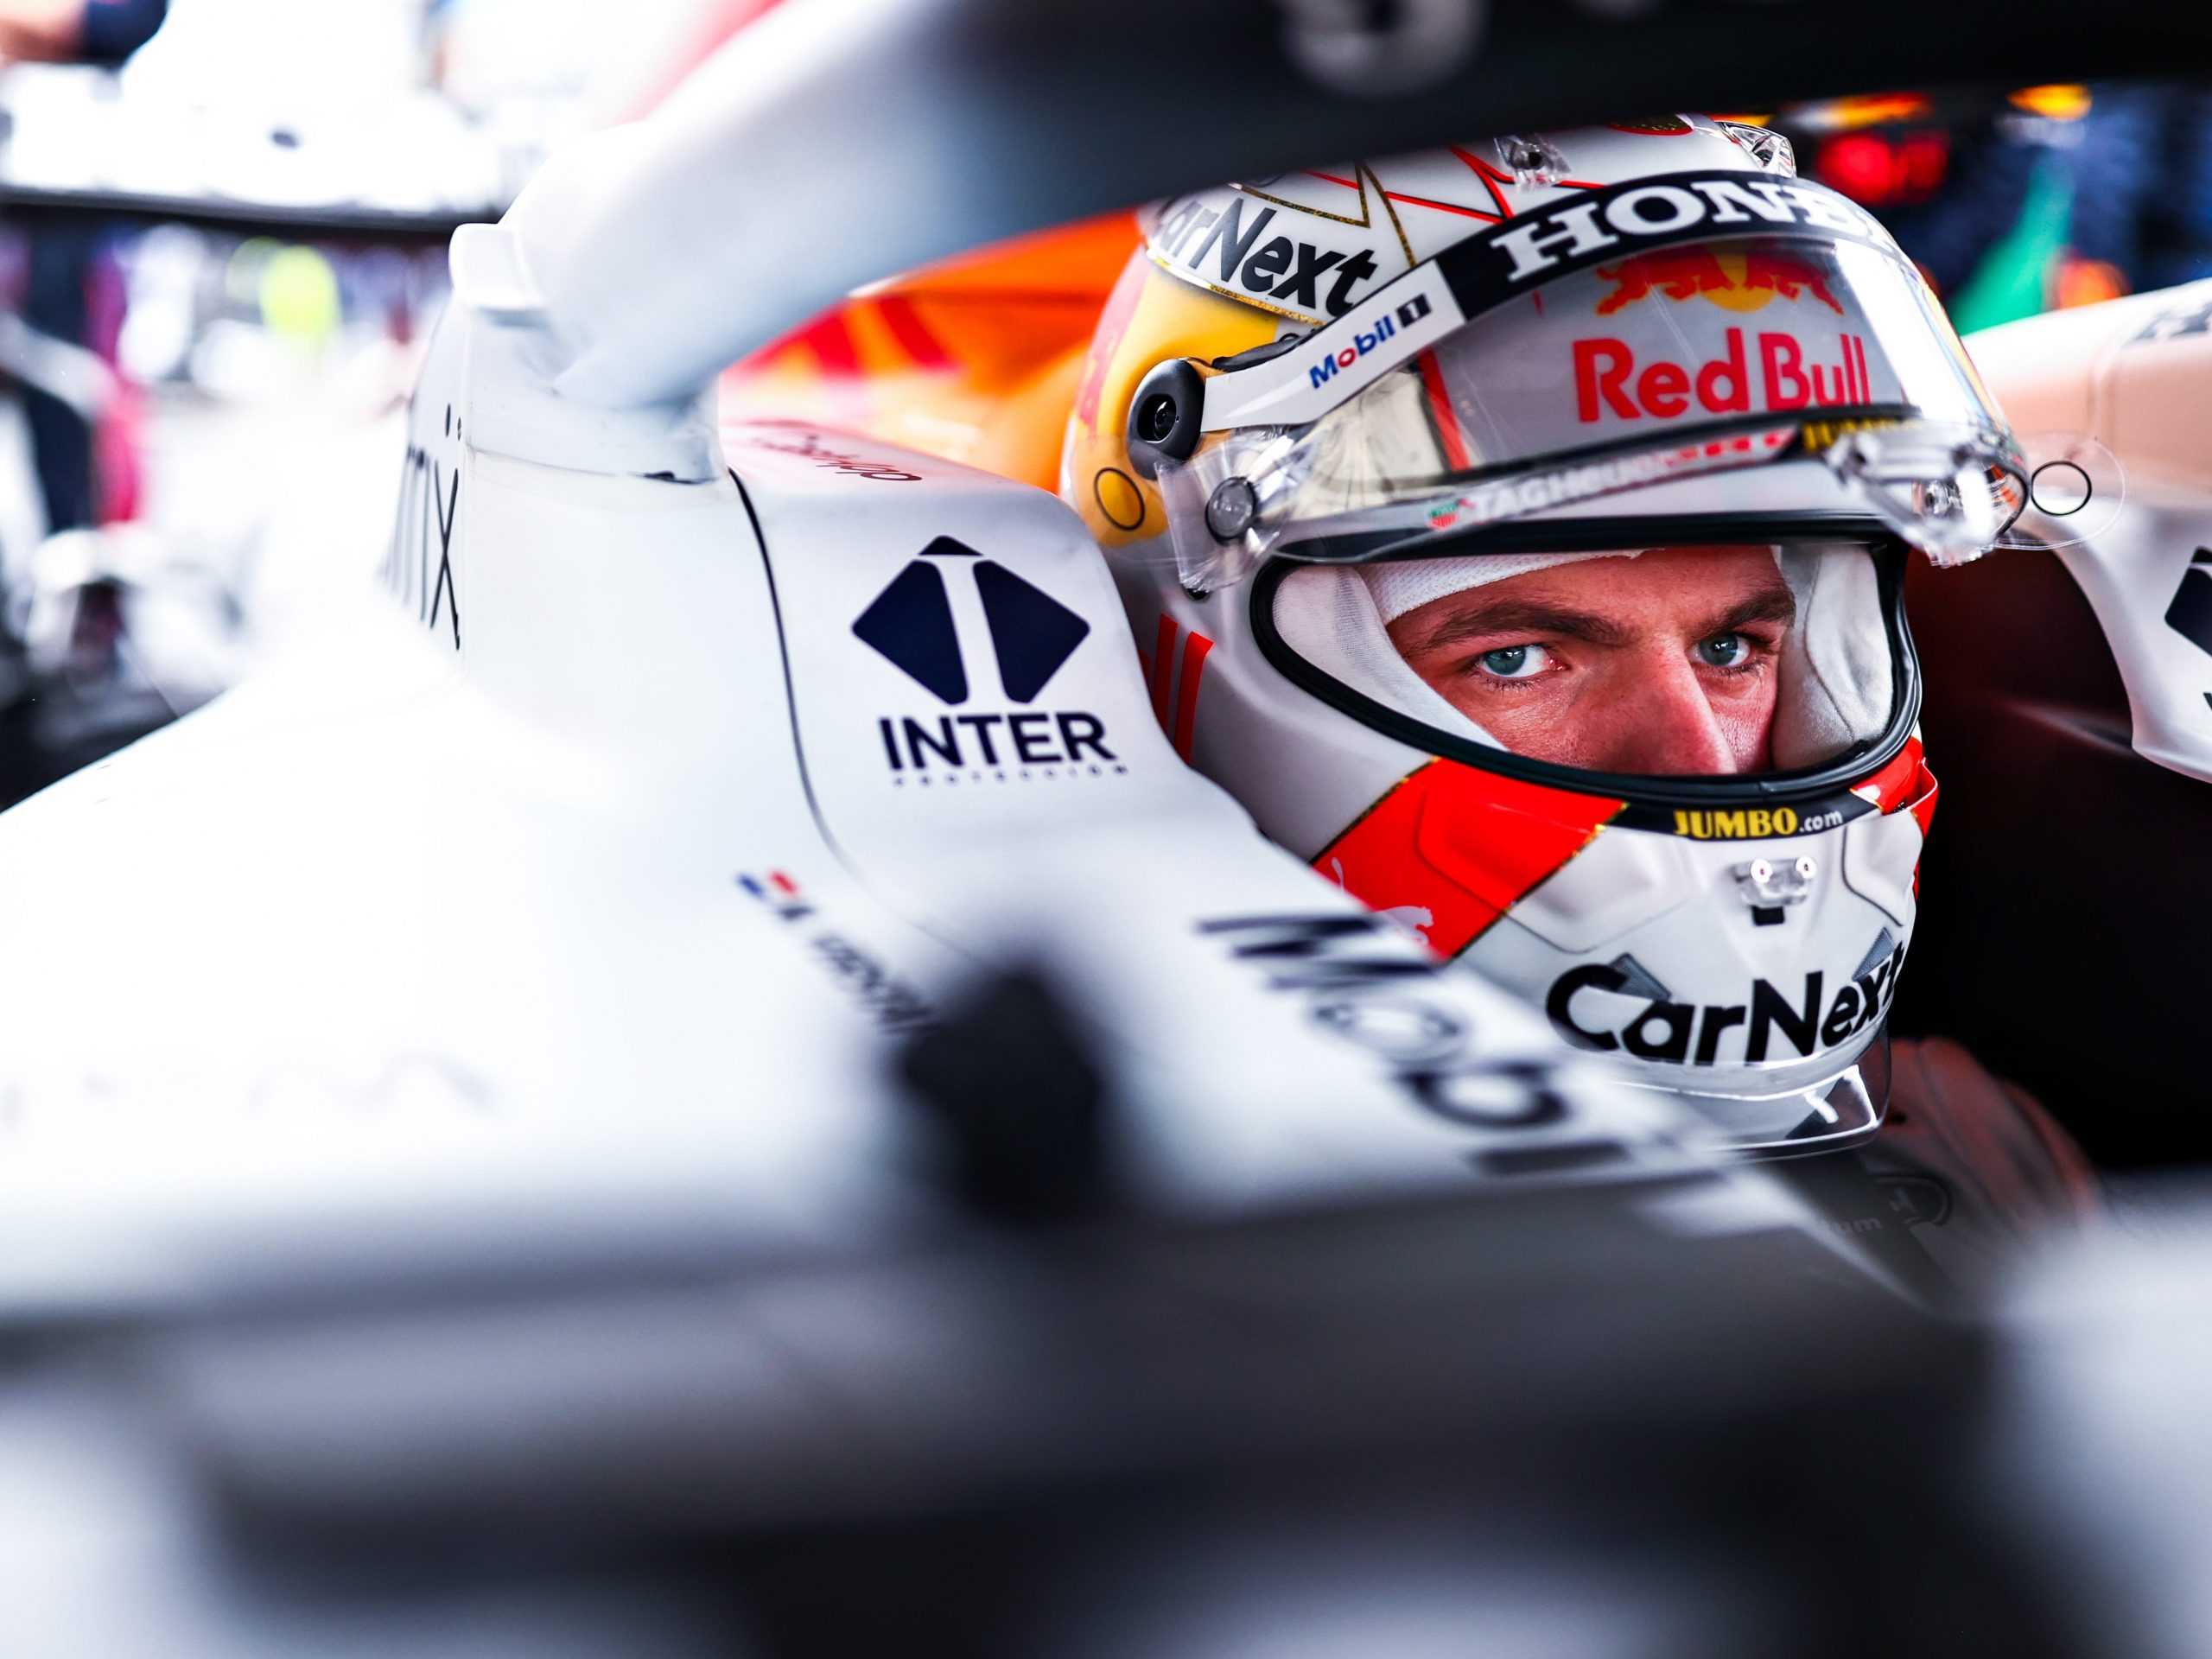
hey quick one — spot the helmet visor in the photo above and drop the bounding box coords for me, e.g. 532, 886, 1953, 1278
1266, 538, 1904, 781
1160, 186, 2027, 583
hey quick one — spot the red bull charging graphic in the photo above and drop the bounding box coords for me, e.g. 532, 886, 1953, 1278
1593, 248, 1846, 317
1573, 245, 1874, 424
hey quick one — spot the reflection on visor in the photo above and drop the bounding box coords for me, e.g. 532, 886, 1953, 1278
1153, 213, 2030, 587
1404, 237, 1936, 476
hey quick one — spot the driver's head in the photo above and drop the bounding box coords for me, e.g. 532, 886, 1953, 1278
1059, 118, 1970, 1154
1370, 545, 1795, 775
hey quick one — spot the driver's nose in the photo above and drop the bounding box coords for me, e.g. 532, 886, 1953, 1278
1592, 653, 1740, 775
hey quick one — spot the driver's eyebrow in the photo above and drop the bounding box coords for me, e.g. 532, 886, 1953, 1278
1697, 585, 1798, 639
1403, 575, 1800, 654
1408, 599, 1634, 652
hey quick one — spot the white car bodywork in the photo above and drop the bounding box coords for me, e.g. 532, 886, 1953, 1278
0, 21, 1842, 1313
0, 261, 1797, 1314
1967, 280, 2212, 785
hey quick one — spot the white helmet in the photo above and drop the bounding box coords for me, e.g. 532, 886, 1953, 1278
1061, 117, 2030, 1153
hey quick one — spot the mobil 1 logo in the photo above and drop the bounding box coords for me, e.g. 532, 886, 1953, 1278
853, 536, 1128, 787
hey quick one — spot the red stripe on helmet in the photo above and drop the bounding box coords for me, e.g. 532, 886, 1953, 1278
1315, 760, 1624, 957
1172, 631, 1213, 761
1417, 349, 1472, 471
1905, 760, 1939, 841
1149, 615, 1178, 732
1381, 188, 1503, 223
1443, 146, 1607, 219
1847, 738, 1937, 898
1854, 735, 1934, 817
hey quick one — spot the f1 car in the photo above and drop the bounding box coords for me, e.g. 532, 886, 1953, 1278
0, 9, 1829, 1316
15, 1, 2212, 1653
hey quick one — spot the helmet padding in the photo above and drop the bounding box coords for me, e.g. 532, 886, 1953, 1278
1772, 545, 1893, 770
1275, 564, 1506, 749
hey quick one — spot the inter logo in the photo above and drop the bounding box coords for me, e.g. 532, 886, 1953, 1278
851, 537, 1124, 784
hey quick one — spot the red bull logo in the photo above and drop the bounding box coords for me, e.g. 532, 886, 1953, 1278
1573, 327, 1875, 423
1594, 248, 1846, 317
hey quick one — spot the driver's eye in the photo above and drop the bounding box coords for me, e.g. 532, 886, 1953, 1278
1697, 632, 1750, 668
1478, 644, 1548, 680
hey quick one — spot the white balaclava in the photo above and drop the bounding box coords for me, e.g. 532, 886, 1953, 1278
1271, 545, 1891, 768
1358, 549, 1642, 626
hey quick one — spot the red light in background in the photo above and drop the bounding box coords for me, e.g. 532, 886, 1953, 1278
1815, 131, 1952, 207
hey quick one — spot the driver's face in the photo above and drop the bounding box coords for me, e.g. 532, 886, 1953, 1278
1383, 545, 1794, 775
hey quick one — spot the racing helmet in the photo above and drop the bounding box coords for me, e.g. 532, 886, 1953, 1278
1060, 118, 2031, 1154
